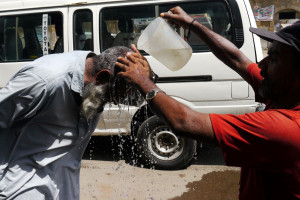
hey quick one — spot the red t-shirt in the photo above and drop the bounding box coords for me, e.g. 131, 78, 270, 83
210, 63, 300, 200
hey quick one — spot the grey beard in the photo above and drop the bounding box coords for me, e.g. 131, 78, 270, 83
80, 83, 108, 121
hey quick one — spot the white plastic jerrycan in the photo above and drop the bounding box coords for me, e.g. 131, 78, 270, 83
137, 17, 192, 71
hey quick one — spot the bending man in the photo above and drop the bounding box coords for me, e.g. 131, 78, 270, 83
0, 46, 150, 200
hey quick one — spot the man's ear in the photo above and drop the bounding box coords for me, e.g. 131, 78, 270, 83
96, 69, 111, 85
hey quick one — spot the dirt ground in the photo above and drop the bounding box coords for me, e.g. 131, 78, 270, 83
80, 160, 240, 200
80, 138, 240, 200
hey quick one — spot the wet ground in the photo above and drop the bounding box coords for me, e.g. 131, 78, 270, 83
80, 136, 240, 200
169, 170, 240, 200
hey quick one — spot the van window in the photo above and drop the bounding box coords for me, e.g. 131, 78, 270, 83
73, 9, 93, 51
100, 1, 233, 53
0, 12, 63, 62
159, 2, 232, 52
100, 5, 155, 51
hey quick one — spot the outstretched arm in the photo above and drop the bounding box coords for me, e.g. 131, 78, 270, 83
162, 7, 253, 83
116, 45, 217, 145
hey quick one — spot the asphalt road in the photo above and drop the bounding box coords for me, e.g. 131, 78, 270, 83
80, 136, 240, 200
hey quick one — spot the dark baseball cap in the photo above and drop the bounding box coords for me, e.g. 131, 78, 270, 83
249, 20, 300, 53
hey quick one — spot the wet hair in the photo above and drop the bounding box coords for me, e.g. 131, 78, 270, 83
90, 46, 135, 103
90, 46, 133, 76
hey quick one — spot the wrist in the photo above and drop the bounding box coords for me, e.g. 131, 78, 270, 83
136, 77, 157, 96
145, 88, 166, 103
150, 70, 159, 83
185, 18, 196, 41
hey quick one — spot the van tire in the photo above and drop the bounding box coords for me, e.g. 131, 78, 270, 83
136, 115, 197, 170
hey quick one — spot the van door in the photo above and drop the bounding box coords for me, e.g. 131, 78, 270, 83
0, 7, 68, 87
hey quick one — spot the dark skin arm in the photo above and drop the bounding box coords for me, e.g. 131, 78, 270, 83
162, 7, 253, 83
116, 7, 254, 145
117, 45, 217, 144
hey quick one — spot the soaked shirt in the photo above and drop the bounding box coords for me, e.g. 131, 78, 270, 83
0, 51, 99, 200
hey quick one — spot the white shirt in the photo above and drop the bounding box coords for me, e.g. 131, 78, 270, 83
0, 51, 99, 200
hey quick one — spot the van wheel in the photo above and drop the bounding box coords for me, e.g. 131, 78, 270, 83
136, 115, 197, 170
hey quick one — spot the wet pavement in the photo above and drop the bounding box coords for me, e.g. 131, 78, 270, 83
169, 170, 240, 200
80, 136, 240, 200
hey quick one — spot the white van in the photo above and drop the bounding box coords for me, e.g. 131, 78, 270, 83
0, 0, 263, 169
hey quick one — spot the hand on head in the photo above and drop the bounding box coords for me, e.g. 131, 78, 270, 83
116, 44, 152, 86
160, 6, 194, 29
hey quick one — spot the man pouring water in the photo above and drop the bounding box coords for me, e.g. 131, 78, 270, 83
116, 6, 300, 200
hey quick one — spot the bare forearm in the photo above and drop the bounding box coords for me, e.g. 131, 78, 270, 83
139, 80, 217, 144
116, 45, 217, 144
161, 7, 252, 81
191, 21, 251, 78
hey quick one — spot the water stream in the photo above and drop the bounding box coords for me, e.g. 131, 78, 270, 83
83, 87, 163, 199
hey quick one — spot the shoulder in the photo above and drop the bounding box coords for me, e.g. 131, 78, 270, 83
211, 109, 300, 129
29, 51, 90, 81
211, 109, 300, 144
211, 109, 300, 167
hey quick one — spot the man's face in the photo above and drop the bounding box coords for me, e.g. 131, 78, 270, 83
258, 41, 299, 102
80, 48, 144, 121
80, 76, 142, 121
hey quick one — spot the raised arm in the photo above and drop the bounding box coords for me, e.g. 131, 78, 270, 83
162, 7, 253, 83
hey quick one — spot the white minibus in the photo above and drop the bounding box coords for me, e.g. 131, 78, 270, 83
0, 0, 263, 169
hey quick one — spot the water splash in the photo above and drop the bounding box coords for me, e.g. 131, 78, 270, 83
85, 84, 157, 198
89, 137, 94, 160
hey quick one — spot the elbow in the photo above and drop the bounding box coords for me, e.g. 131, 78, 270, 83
168, 109, 189, 134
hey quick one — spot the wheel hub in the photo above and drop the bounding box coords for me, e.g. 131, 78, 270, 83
154, 131, 179, 153
148, 126, 185, 160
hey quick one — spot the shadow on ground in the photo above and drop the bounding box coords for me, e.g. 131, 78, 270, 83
83, 136, 225, 168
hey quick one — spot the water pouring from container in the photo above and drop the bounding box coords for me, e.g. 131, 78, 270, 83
137, 17, 192, 71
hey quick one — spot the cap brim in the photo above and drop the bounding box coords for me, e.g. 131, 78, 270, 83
249, 27, 291, 46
